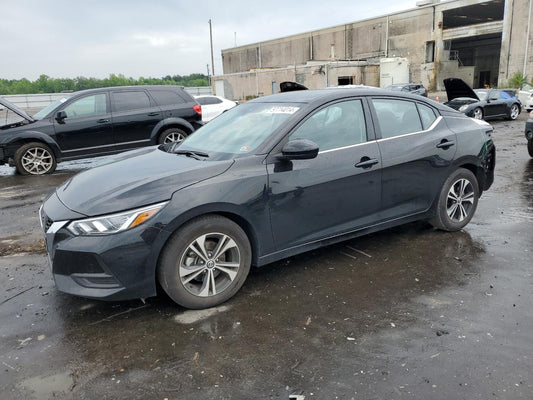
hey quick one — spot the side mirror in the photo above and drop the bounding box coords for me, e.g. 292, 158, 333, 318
281, 139, 319, 160
55, 111, 67, 123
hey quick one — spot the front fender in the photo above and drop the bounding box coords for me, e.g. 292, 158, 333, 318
1, 130, 62, 160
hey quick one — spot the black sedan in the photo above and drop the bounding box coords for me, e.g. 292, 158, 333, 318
40, 88, 495, 309
444, 78, 521, 120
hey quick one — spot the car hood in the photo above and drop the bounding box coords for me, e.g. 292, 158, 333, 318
0, 97, 35, 122
55, 146, 234, 216
444, 97, 479, 109
443, 78, 479, 102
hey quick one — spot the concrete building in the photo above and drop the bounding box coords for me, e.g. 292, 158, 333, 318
213, 0, 533, 100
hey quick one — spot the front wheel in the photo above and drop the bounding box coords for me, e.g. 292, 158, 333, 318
472, 107, 484, 120
528, 139, 533, 157
158, 215, 251, 309
430, 168, 479, 231
508, 103, 520, 120
158, 128, 188, 144
14, 142, 57, 175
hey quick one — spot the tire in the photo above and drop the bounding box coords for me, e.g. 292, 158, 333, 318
158, 215, 252, 309
158, 128, 188, 144
430, 168, 479, 232
14, 142, 57, 175
528, 139, 533, 157
508, 103, 520, 120
472, 107, 484, 120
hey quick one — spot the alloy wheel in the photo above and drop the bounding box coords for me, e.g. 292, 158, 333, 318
446, 178, 475, 222
179, 233, 241, 297
473, 108, 483, 120
510, 104, 519, 120
163, 132, 186, 143
21, 147, 54, 175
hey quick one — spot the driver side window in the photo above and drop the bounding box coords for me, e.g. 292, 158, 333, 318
289, 100, 367, 152
63, 94, 108, 118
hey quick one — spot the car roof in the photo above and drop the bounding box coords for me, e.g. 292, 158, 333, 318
70, 85, 186, 96
248, 88, 451, 112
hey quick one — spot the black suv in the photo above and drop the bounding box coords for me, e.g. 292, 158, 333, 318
0, 85, 202, 175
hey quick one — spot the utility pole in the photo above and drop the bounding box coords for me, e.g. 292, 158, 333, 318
209, 19, 215, 77
207, 64, 211, 87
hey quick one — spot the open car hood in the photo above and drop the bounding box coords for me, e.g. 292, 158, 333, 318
280, 81, 309, 92
443, 78, 479, 102
0, 97, 35, 122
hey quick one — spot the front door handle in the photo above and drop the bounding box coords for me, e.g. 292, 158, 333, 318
97, 119, 110, 123
436, 139, 455, 149
147, 112, 159, 116
355, 157, 379, 169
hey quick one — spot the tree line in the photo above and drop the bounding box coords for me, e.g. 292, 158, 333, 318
0, 73, 209, 95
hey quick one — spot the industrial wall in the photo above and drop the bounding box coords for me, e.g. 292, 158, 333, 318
217, 0, 529, 99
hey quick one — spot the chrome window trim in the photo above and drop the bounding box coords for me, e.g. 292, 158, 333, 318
376, 116, 442, 142
318, 140, 373, 154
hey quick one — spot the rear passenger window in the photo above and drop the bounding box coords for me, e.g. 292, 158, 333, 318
417, 103, 437, 130
289, 99, 367, 152
372, 99, 422, 139
150, 90, 186, 106
112, 91, 151, 112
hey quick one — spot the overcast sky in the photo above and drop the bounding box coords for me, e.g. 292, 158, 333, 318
1, 0, 417, 80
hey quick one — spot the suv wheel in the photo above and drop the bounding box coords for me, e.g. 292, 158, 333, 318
528, 139, 533, 157
158, 215, 251, 309
14, 142, 57, 175
158, 128, 188, 144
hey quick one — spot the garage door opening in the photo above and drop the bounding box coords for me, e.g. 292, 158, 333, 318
449, 33, 502, 88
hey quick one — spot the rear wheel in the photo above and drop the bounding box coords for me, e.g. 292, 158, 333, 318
508, 103, 520, 120
14, 142, 57, 175
472, 107, 484, 120
528, 139, 533, 157
430, 168, 479, 231
158, 215, 251, 309
158, 128, 188, 144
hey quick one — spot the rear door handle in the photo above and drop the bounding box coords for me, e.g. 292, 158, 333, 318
436, 140, 455, 149
355, 157, 379, 169
97, 119, 110, 123
147, 112, 159, 116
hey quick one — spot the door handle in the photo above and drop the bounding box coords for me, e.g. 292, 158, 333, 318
97, 119, 110, 123
436, 140, 455, 149
355, 157, 379, 169
147, 112, 159, 116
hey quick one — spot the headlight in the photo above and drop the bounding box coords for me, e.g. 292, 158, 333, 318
67, 202, 168, 236
459, 105, 469, 112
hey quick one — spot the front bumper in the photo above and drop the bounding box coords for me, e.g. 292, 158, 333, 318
41, 192, 168, 301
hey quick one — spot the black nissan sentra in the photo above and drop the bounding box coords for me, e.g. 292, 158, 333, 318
40, 88, 495, 309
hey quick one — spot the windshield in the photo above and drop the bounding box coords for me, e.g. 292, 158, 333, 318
177, 101, 302, 159
33, 96, 71, 120
473, 90, 488, 100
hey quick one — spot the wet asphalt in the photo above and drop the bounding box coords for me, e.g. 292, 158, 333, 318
0, 114, 532, 400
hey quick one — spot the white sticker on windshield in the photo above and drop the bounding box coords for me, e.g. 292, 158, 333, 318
266, 106, 299, 114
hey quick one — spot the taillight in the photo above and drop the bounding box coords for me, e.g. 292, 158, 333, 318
193, 104, 202, 116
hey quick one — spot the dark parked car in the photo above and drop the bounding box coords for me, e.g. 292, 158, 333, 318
385, 83, 428, 97
40, 88, 495, 309
443, 78, 521, 121
0, 85, 202, 175
525, 115, 533, 157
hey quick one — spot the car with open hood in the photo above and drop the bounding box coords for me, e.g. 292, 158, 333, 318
40, 87, 495, 309
0, 86, 202, 175
443, 78, 521, 121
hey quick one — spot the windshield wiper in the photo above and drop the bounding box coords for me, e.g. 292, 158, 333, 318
174, 149, 210, 160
